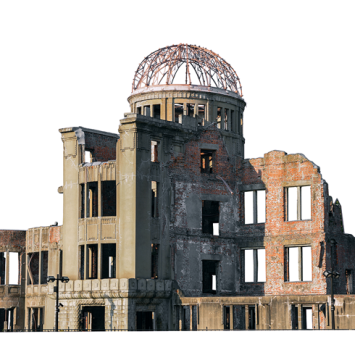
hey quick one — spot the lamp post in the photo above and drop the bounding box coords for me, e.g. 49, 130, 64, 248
323, 239, 339, 330
47, 274, 69, 331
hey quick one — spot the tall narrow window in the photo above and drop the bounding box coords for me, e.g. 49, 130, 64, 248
151, 141, 159, 162
187, 103, 195, 117
85, 151, 92, 163
302, 307, 312, 329
79, 245, 84, 280
224, 306, 230, 330
40, 251, 48, 285
151, 244, 159, 279
202, 200, 219, 235
198, 104, 205, 120
153, 104, 160, 119
231, 110, 235, 132
248, 306, 256, 330
9, 252, 19, 285
244, 249, 266, 282
216, 107, 222, 129
87, 182, 98, 218
80, 183, 85, 218
200, 150, 213, 174
286, 186, 311, 221
244, 190, 266, 224
174, 103, 183, 124
27, 252, 39, 285
202, 260, 218, 294
286, 246, 312, 282
0, 253, 5, 285
101, 181, 116, 217
101, 244, 116, 279
137, 106, 142, 115
144, 105, 151, 117
87, 244, 98, 279
346, 270, 353, 294
224, 108, 229, 130
151, 181, 158, 218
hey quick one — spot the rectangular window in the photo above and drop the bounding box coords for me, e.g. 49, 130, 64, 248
87, 182, 98, 218
202, 200, 219, 235
231, 110, 235, 132
40, 251, 48, 285
137, 106, 142, 115
244, 190, 266, 224
198, 104, 205, 120
224, 108, 229, 130
216, 107, 222, 129
151, 181, 158, 218
286, 246, 312, 282
136, 311, 154, 331
8, 252, 19, 285
0, 252, 5, 285
174, 103, 183, 124
84, 150, 92, 163
187, 103, 195, 117
79, 245, 84, 280
80, 183, 85, 218
291, 305, 299, 329
101, 244, 116, 279
202, 260, 218, 294
87, 244, 98, 279
200, 150, 213, 174
144, 105, 151, 117
27, 252, 39, 285
224, 306, 230, 330
244, 249, 266, 282
302, 307, 312, 329
346, 270, 353, 294
151, 141, 159, 162
151, 244, 159, 279
248, 306, 256, 330
101, 181, 116, 217
286, 186, 311, 221
153, 104, 160, 119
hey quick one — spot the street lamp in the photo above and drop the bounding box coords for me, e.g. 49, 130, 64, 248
47, 274, 70, 331
323, 239, 339, 330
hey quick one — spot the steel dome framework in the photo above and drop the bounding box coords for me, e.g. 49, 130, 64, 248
132, 44, 243, 96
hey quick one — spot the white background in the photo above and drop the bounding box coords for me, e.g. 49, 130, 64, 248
1, 0, 354, 351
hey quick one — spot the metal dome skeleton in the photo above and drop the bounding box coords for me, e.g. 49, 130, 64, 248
132, 44, 243, 96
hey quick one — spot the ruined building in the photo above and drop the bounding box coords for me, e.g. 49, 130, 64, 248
1, 44, 355, 331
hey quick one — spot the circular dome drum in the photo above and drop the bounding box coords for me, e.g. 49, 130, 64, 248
132, 44, 243, 96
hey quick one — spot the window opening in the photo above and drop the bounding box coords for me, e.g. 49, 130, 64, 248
82, 306, 105, 331
174, 103, 183, 124
8, 252, 19, 285
244, 249, 266, 282
200, 150, 213, 174
87, 182, 98, 218
151, 141, 159, 162
244, 190, 266, 224
286, 246, 312, 282
0, 253, 5, 285
216, 107, 222, 128
202, 260, 218, 294
291, 305, 299, 329
144, 105, 151, 117
151, 181, 158, 218
187, 103, 195, 117
101, 181, 116, 217
286, 186, 311, 221
27, 252, 39, 285
346, 270, 353, 294
153, 104, 160, 119
137, 106, 142, 115
231, 110, 235, 132
59, 250, 63, 278
40, 251, 48, 285
224, 306, 230, 329
302, 307, 312, 329
87, 245, 98, 279
151, 244, 159, 279
80, 183, 85, 218
79, 245, 84, 280
84, 151, 92, 163
198, 104, 205, 120
136, 311, 154, 331
224, 108, 229, 130
248, 306, 256, 330
101, 244, 116, 279
202, 200, 219, 235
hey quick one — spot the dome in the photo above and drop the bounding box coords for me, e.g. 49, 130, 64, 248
132, 44, 243, 97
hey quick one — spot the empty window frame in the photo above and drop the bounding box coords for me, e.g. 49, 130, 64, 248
224, 108, 229, 130
137, 106, 142, 115
136, 311, 154, 331
101, 244, 116, 279
40, 251, 48, 285
187, 103, 195, 117
80, 183, 85, 218
151, 181, 158, 218
240, 113, 243, 135
291, 305, 299, 329
202, 260, 218, 294
144, 105, 151, 117
87, 244, 98, 279
346, 270, 353, 294
87, 182, 98, 218
231, 110, 235, 132
84, 150, 92, 163
151, 244, 159, 279
8, 252, 19, 285
151, 140, 159, 162
29, 307, 44, 331
27, 252, 39, 285
202, 200, 219, 235
286, 186, 311, 221
223, 306, 231, 330
200, 150, 213, 174
174, 103, 183, 124
101, 181, 116, 217
0, 253, 5, 285
248, 306, 256, 330
153, 104, 160, 119
285, 246, 312, 282
244, 249, 266, 282
79, 245, 84, 280
302, 307, 313, 329
244, 190, 266, 224
216, 107, 222, 129
197, 104, 205, 120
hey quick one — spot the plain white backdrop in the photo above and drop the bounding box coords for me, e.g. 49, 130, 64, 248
1, 0, 355, 352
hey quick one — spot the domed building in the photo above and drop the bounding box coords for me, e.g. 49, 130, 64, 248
1, 44, 355, 331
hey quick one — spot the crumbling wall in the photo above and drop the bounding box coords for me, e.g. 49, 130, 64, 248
84, 131, 117, 162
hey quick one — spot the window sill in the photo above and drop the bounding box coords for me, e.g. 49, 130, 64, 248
284, 281, 312, 283
285, 219, 312, 222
